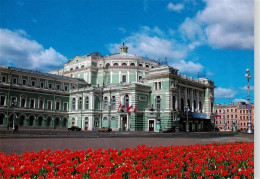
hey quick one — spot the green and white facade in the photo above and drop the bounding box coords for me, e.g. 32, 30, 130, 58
0, 44, 215, 132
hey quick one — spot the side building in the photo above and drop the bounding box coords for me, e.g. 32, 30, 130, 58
214, 102, 254, 132
0, 44, 215, 132
0, 66, 86, 129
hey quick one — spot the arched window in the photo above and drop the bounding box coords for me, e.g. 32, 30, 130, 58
81, 65, 84, 68
124, 95, 129, 107
85, 96, 89, 109
70, 68, 73, 71
111, 96, 116, 110
145, 65, 149, 68
155, 96, 161, 110
103, 117, 108, 120
130, 63, 135, 66
151, 66, 154, 69
94, 96, 100, 110
113, 63, 119, 66
76, 66, 79, 69
106, 63, 110, 67
111, 117, 116, 120
72, 98, 76, 110
103, 97, 108, 110
78, 97, 82, 110
122, 63, 127, 66
138, 64, 143, 67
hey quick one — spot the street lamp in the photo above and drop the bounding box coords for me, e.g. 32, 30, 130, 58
245, 69, 253, 134
11, 99, 17, 131
184, 105, 190, 132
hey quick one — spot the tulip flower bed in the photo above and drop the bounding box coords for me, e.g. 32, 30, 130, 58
0, 142, 253, 179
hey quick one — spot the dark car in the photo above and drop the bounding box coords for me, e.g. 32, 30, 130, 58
162, 126, 175, 133
98, 127, 112, 132
68, 126, 81, 131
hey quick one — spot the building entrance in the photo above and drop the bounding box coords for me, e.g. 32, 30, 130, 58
149, 120, 154, 131
122, 116, 127, 131
85, 122, 88, 130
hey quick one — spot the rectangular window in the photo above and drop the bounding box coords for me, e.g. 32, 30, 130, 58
49, 83, 52, 89
0, 96, 6, 106
64, 85, 68, 91
231, 115, 233, 118
56, 84, 60, 90
21, 98, 26, 107
159, 82, 162, 89
56, 101, 60, 110
10, 97, 16, 106
111, 96, 116, 110
64, 102, 68, 111
39, 99, 44, 109
138, 76, 142, 82
30, 99, 35, 108
122, 75, 126, 83
155, 82, 157, 90
47, 101, 52, 110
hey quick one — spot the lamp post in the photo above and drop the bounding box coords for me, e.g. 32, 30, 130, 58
245, 69, 253, 134
184, 105, 190, 132
11, 99, 17, 131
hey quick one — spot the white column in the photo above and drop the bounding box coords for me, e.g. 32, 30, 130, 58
88, 116, 93, 131
127, 70, 129, 83
90, 93, 94, 109
119, 70, 121, 83
136, 70, 138, 82
82, 117, 85, 130
178, 87, 181, 111
197, 91, 200, 112
185, 87, 188, 106
111, 71, 113, 84
118, 115, 121, 131
126, 114, 130, 131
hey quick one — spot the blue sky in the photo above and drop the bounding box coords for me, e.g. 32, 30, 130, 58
0, 0, 254, 104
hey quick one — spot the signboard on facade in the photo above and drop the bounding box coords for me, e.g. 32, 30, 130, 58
191, 112, 207, 119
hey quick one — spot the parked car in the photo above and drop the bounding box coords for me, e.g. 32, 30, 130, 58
68, 126, 81, 131
98, 127, 112, 132
162, 127, 175, 133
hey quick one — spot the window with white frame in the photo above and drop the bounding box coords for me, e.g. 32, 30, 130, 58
155, 96, 161, 110
154, 82, 157, 90
64, 85, 68, 91
122, 75, 126, 83
49, 83, 52, 89
78, 97, 82, 110
0, 95, 6, 106
111, 96, 116, 110
1, 76, 7, 83
40, 82, 44, 88
72, 98, 76, 110
12, 77, 17, 84
10, 97, 17, 106
124, 95, 129, 107
22, 79, 27, 86
103, 97, 108, 110
56, 101, 60, 110
47, 101, 52, 110
30, 99, 35, 108
56, 84, 60, 90
85, 96, 89, 109
31, 80, 36, 87
138, 76, 142, 82
39, 98, 44, 109
158, 82, 162, 89
64, 102, 68, 111
20, 96, 26, 108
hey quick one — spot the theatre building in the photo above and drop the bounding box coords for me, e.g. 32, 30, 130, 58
0, 44, 215, 132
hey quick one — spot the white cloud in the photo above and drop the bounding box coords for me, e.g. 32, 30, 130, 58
171, 60, 203, 74
178, 0, 254, 50
118, 27, 127, 34
0, 28, 67, 72
197, 0, 254, 49
241, 85, 254, 91
108, 27, 187, 60
214, 87, 236, 99
167, 3, 184, 12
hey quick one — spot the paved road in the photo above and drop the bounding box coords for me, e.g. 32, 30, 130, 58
0, 133, 253, 155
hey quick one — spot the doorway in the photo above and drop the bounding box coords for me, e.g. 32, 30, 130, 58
85, 122, 88, 130
149, 120, 154, 131
122, 116, 127, 131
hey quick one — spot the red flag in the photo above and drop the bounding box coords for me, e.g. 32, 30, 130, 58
126, 105, 130, 113
215, 114, 221, 118
134, 106, 138, 113
118, 103, 121, 112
